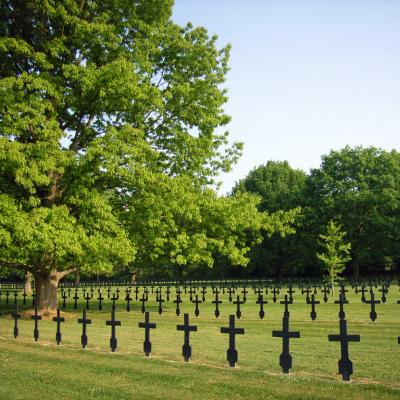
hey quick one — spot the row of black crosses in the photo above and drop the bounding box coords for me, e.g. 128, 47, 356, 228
0, 282, 397, 324
7, 294, 399, 382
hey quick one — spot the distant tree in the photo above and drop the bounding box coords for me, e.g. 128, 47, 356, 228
307, 146, 400, 278
317, 220, 351, 296
233, 161, 307, 277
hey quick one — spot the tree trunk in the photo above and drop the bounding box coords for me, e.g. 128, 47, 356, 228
130, 271, 137, 284
34, 270, 63, 315
24, 271, 33, 295
74, 271, 80, 287
352, 261, 360, 279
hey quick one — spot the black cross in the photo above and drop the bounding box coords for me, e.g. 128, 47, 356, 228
125, 291, 132, 312
233, 295, 244, 319
98, 290, 104, 311
334, 294, 348, 320
177, 313, 197, 362
339, 284, 348, 302
356, 285, 367, 303
106, 309, 121, 352
107, 286, 111, 299
12, 305, 21, 339
84, 292, 91, 310
78, 308, 92, 348
174, 294, 182, 316
241, 287, 248, 303
201, 287, 207, 302
157, 294, 164, 315
212, 292, 222, 318
272, 315, 300, 373
140, 293, 147, 314
321, 285, 330, 303
308, 294, 320, 321
166, 286, 171, 302
280, 295, 291, 318
328, 318, 360, 381
30, 306, 41, 341
272, 287, 279, 303
111, 292, 119, 311
188, 287, 196, 302
256, 295, 268, 320
192, 295, 202, 317
62, 291, 68, 309
23, 290, 27, 305
6, 290, 10, 304
134, 286, 140, 301
220, 315, 245, 367
73, 290, 79, 310
365, 289, 380, 322
378, 285, 387, 303
287, 286, 295, 303
52, 308, 65, 345
227, 287, 235, 302
302, 286, 311, 303
139, 312, 156, 357
13, 290, 18, 305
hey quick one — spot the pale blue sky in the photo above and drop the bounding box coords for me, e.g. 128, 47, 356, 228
173, 0, 400, 193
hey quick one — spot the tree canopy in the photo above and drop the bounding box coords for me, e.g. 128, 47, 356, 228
0, 0, 296, 310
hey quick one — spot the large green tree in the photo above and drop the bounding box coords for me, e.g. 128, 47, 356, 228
233, 161, 306, 277
0, 0, 248, 312
307, 146, 400, 277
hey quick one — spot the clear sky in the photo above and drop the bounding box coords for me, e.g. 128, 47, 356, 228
172, 0, 400, 193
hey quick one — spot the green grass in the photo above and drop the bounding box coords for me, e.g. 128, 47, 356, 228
0, 285, 399, 399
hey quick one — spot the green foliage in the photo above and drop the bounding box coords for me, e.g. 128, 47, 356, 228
307, 146, 400, 276
233, 161, 306, 277
1, 0, 288, 283
316, 220, 351, 294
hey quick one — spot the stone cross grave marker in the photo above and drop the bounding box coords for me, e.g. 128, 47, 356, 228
111, 292, 119, 311
125, 291, 132, 312
192, 294, 202, 317
308, 294, 320, 321
98, 290, 104, 311
12, 305, 21, 339
220, 315, 245, 367
52, 308, 65, 345
177, 313, 198, 362
30, 306, 41, 341
272, 314, 300, 373
73, 289, 79, 310
280, 295, 291, 318
106, 309, 121, 352
328, 318, 360, 381
256, 295, 268, 320
365, 289, 380, 322
139, 311, 156, 357
334, 294, 348, 320
212, 292, 222, 318
174, 293, 182, 316
78, 308, 92, 349
233, 295, 244, 319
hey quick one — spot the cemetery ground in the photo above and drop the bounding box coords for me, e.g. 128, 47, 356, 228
0, 285, 399, 399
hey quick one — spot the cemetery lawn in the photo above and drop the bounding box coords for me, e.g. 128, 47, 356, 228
0, 286, 399, 399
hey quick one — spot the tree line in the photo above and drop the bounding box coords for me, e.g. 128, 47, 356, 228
231, 146, 400, 280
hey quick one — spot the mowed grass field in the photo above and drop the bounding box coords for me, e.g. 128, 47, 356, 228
0, 284, 399, 400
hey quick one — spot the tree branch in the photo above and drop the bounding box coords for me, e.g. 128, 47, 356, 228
58, 268, 78, 279
0, 260, 34, 273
